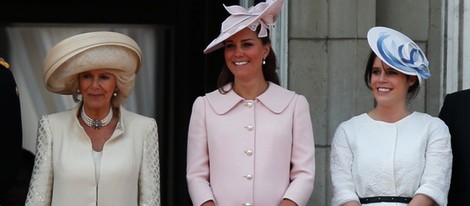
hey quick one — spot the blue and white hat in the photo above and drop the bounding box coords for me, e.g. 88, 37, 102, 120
367, 26, 430, 84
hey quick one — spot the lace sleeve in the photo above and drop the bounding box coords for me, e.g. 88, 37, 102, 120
139, 119, 160, 206
25, 116, 54, 206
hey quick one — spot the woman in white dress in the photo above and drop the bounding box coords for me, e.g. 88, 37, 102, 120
330, 26, 452, 206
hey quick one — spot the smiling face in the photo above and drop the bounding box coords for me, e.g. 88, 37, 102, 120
370, 57, 416, 107
78, 69, 117, 112
223, 28, 270, 82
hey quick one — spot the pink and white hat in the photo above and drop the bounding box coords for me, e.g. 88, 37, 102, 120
204, 0, 285, 54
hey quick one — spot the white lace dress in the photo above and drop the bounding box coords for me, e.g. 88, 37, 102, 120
330, 112, 452, 206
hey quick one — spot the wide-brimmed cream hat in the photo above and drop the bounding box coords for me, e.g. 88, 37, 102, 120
367, 26, 430, 84
44, 31, 142, 95
204, 0, 284, 54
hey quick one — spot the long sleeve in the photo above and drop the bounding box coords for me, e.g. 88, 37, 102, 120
25, 116, 54, 206
415, 118, 452, 206
283, 95, 315, 206
186, 97, 214, 206
139, 119, 160, 206
0, 65, 23, 199
330, 123, 359, 206
438, 89, 470, 206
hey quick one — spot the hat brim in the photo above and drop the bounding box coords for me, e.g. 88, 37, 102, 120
203, 0, 284, 54
44, 31, 142, 94
367, 26, 429, 84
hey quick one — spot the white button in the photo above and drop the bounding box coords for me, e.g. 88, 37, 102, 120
244, 174, 253, 180
243, 202, 252, 206
245, 101, 254, 108
244, 149, 253, 156
245, 125, 254, 131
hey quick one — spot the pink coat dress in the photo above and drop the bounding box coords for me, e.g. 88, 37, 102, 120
186, 82, 315, 206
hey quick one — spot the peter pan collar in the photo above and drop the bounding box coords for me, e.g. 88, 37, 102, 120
206, 81, 295, 115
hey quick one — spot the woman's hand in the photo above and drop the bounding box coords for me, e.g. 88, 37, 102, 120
408, 194, 436, 206
201, 200, 215, 206
280, 198, 298, 206
342, 201, 361, 206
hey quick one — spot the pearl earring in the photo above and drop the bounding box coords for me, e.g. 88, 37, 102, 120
75, 89, 83, 102
262, 59, 266, 65
113, 92, 117, 97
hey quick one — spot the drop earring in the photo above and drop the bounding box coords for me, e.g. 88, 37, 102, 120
75, 89, 82, 102
262, 59, 266, 65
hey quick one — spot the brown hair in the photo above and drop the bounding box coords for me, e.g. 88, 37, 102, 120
217, 26, 280, 94
364, 51, 420, 100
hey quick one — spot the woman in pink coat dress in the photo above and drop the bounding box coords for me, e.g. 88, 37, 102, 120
186, 1, 315, 206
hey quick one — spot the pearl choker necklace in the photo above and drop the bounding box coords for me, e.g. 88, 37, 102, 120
81, 107, 113, 129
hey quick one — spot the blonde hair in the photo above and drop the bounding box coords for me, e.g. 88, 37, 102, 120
71, 68, 137, 108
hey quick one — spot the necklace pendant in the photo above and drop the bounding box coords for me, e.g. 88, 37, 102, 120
81, 106, 113, 129
92, 120, 101, 129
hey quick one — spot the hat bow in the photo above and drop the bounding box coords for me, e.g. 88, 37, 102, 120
377, 33, 431, 79
222, 2, 276, 38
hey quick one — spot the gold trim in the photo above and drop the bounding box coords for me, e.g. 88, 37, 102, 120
0, 57, 10, 69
